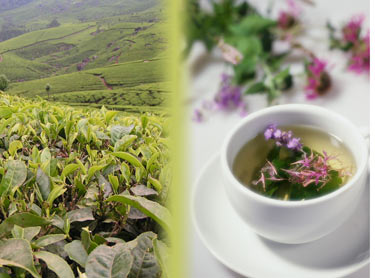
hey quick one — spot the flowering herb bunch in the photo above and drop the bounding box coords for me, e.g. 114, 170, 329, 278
327, 15, 370, 74
252, 125, 349, 200
187, 0, 333, 120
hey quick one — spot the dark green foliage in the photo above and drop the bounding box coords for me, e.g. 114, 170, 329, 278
47, 19, 61, 28
185, 0, 294, 103
0, 74, 9, 91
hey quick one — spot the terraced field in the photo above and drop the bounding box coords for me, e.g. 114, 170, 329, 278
0, 0, 169, 114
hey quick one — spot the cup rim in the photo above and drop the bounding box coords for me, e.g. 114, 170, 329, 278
221, 104, 368, 207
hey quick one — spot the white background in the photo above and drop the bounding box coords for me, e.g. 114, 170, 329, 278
188, 0, 370, 277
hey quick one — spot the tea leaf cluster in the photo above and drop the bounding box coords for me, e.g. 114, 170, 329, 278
0, 92, 170, 277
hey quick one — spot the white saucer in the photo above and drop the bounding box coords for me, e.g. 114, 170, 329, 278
192, 154, 369, 278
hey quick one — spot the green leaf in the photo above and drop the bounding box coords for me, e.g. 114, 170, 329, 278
112, 152, 145, 171
81, 228, 98, 254
11, 225, 24, 239
230, 15, 276, 35
33, 234, 66, 248
128, 232, 161, 278
110, 125, 134, 144
107, 195, 171, 232
8, 140, 22, 156
67, 208, 95, 223
114, 135, 137, 152
148, 176, 162, 193
40, 147, 51, 163
0, 160, 27, 196
36, 167, 51, 201
0, 239, 40, 278
64, 240, 88, 268
0, 107, 12, 119
105, 111, 119, 125
85, 243, 133, 278
130, 184, 158, 197
24, 226, 41, 241
34, 251, 74, 278
87, 165, 105, 181
108, 174, 119, 194
0, 213, 50, 237
245, 82, 267, 95
62, 164, 79, 178
153, 239, 170, 278
47, 185, 66, 207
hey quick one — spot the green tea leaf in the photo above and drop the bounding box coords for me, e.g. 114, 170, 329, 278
0, 107, 12, 119
67, 208, 95, 223
105, 111, 119, 125
64, 240, 88, 268
0, 213, 50, 237
0, 239, 40, 278
107, 195, 171, 232
24, 226, 41, 241
8, 140, 22, 156
34, 251, 74, 278
0, 160, 27, 196
47, 185, 67, 207
62, 164, 80, 178
110, 125, 134, 144
34, 234, 66, 248
36, 167, 51, 201
153, 239, 170, 278
127, 232, 161, 278
85, 244, 133, 278
112, 152, 145, 171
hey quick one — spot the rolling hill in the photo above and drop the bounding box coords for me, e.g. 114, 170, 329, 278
0, 0, 169, 114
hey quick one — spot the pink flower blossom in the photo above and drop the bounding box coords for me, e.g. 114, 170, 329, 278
218, 39, 243, 65
277, 0, 301, 30
348, 31, 370, 74
342, 15, 364, 43
304, 57, 331, 99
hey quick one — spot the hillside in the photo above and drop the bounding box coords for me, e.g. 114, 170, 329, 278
0, 0, 169, 114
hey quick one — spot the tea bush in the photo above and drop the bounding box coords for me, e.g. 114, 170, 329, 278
0, 92, 171, 278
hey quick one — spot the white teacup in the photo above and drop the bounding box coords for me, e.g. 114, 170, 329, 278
221, 104, 368, 244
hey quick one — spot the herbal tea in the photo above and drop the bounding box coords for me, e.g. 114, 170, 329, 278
233, 125, 356, 201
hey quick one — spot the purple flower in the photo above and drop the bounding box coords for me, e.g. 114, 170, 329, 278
287, 138, 301, 150
263, 124, 302, 151
192, 109, 203, 122
214, 74, 247, 113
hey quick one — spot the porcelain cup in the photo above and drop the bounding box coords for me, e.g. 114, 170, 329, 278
221, 104, 368, 244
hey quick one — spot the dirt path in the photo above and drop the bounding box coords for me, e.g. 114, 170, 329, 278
0, 55, 2, 62
116, 52, 122, 64
98, 76, 113, 90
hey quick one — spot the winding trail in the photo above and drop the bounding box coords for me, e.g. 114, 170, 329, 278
0, 55, 2, 63
98, 76, 113, 90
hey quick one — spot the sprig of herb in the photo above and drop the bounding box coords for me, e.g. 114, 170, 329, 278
251, 125, 350, 200
187, 0, 332, 121
327, 15, 370, 74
